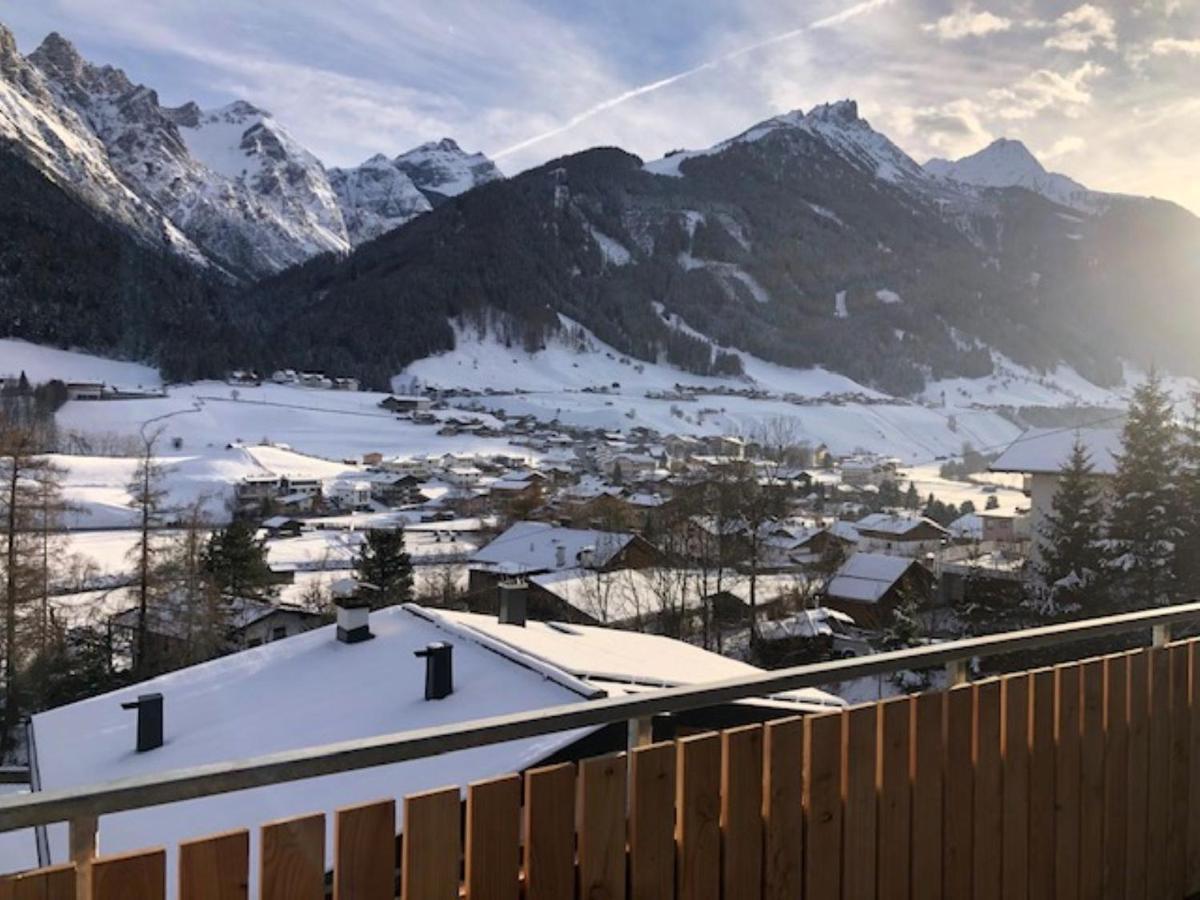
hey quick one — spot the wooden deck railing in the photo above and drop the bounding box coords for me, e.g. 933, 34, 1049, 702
4, 603, 1200, 898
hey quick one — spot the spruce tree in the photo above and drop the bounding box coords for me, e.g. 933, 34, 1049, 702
1174, 394, 1200, 597
1105, 371, 1180, 607
354, 528, 413, 609
203, 519, 275, 600
1037, 436, 1104, 610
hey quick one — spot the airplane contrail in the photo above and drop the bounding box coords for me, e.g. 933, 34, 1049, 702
493, 0, 897, 160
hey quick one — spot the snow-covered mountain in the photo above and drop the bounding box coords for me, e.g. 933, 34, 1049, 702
925, 138, 1103, 212
0, 26, 504, 274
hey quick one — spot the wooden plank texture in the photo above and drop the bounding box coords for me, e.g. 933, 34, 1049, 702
403, 787, 462, 900
579, 754, 627, 900
763, 717, 804, 900
1028, 669, 1056, 900
1188, 641, 1200, 895
179, 829, 248, 900
630, 742, 676, 900
841, 704, 878, 900
912, 691, 944, 900
262, 813, 325, 900
1078, 658, 1105, 900
973, 679, 1002, 900
92, 849, 166, 900
1126, 650, 1149, 900
1101, 654, 1128, 900
465, 775, 520, 900
677, 733, 721, 900
12, 864, 75, 900
721, 725, 764, 900
803, 712, 842, 900
878, 697, 911, 900
1001, 674, 1030, 900
1168, 643, 1190, 898
335, 799, 395, 900
944, 685, 974, 900
1054, 664, 1082, 900
1146, 648, 1170, 898
523, 765, 574, 900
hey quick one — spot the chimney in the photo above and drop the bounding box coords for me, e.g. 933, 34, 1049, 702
414, 642, 453, 700
336, 597, 373, 644
120, 693, 164, 752
498, 581, 527, 627
555, 544, 566, 568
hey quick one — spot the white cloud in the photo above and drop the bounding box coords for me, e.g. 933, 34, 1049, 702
1045, 4, 1117, 53
1041, 135, 1086, 161
987, 61, 1106, 120
1150, 37, 1200, 57
923, 4, 1013, 41
891, 98, 993, 157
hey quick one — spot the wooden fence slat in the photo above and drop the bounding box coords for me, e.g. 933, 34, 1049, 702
912, 691, 944, 900
1146, 648, 1170, 899
1168, 643, 1190, 898
1001, 674, 1030, 900
335, 799, 395, 900
842, 704, 878, 900
973, 679, 1002, 900
179, 829, 248, 900
630, 743, 676, 900
465, 774, 520, 900
1101, 655, 1128, 900
1028, 669, 1056, 900
721, 725, 764, 900
12, 864, 75, 900
523, 765, 574, 900
944, 685, 974, 900
262, 813, 324, 900
1126, 650, 1149, 900
763, 717, 804, 900
579, 753, 627, 900
1188, 641, 1200, 895
1078, 658, 1105, 900
0, 877, 11, 900
878, 697, 911, 900
403, 787, 462, 900
804, 712, 842, 900
677, 732, 721, 900
1054, 664, 1082, 900
92, 849, 166, 900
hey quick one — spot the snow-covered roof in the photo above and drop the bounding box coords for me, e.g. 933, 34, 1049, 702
757, 607, 855, 641
429, 608, 843, 709
470, 522, 636, 574
990, 427, 1121, 476
948, 513, 984, 541
827, 552, 920, 604
854, 512, 947, 537
27, 605, 597, 880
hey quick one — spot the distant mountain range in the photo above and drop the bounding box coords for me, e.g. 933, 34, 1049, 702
1, 22, 1197, 395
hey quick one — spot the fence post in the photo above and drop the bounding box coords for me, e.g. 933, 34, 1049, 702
1153, 623, 1172, 647
946, 658, 969, 687
628, 716, 653, 751
69, 814, 97, 900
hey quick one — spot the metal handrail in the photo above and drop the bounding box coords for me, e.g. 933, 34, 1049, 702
1, 600, 1198, 832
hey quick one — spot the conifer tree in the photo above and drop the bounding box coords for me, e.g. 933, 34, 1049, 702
1037, 436, 1104, 610
1106, 371, 1180, 607
203, 518, 275, 600
1174, 394, 1200, 598
354, 528, 413, 609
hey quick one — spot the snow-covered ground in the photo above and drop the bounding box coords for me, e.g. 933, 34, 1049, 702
0, 339, 160, 388
895, 463, 1028, 516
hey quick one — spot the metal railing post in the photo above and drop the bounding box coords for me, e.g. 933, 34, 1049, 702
946, 658, 969, 687
627, 716, 653, 751
1153, 622, 1172, 647
69, 814, 97, 900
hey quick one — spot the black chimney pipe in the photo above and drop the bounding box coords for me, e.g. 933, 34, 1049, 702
498, 581, 528, 627
414, 642, 453, 700
120, 693, 164, 752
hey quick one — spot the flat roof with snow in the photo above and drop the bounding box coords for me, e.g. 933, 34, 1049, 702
990, 427, 1121, 476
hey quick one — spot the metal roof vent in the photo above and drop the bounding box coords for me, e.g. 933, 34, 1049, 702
336, 597, 373, 644
120, 693, 163, 752
498, 581, 528, 627
415, 642, 453, 700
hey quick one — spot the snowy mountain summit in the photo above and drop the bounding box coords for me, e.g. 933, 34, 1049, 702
925, 138, 1102, 212
393, 137, 503, 201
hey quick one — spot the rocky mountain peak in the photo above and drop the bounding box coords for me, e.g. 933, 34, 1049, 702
805, 99, 860, 124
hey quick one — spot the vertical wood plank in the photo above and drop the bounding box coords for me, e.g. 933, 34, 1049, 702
1146, 648, 1170, 899
1101, 655, 1128, 900
1028, 669, 1056, 900
944, 685, 974, 900
465, 774, 520, 900
1054, 664, 1082, 900
1187, 641, 1200, 895
92, 849, 166, 900
677, 733, 721, 900
335, 799, 395, 900
0, 876, 12, 900
179, 829, 248, 900
1126, 650, 1149, 900
12, 864, 75, 900
763, 717, 804, 900
630, 743, 676, 900
878, 697, 911, 900
1001, 674, 1030, 900
524, 766, 574, 900
973, 679, 1002, 900
912, 691, 944, 900
804, 712, 842, 900
1078, 658, 1105, 900
262, 813, 325, 900
403, 787, 462, 900
1168, 643, 1190, 898
580, 753, 627, 900
721, 725, 764, 900
841, 704, 878, 900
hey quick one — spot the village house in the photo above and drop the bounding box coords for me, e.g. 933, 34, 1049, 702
853, 512, 948, 556
823, 552, 935, 629
379, 394, 432, 414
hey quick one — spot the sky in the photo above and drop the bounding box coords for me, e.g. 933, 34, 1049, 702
4, 0, 1199, 213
